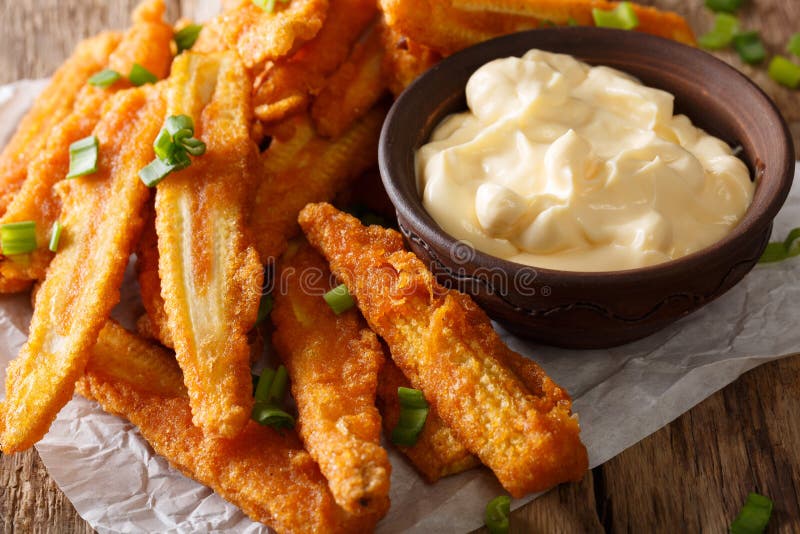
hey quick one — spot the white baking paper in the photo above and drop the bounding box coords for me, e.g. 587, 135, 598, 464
1, 76, 799, 533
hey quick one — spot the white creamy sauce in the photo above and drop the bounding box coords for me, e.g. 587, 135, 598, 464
416, 49, 754, 271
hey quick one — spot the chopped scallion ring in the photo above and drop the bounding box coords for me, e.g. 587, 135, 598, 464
174, 24, 203, 53
768, 56, 800, 89
759, 227, 800, 263
1, 221, 37, 256
48, 221, 63, 252
251, 404, 296, 429
733, 31, 766, 64
138, 158, 180, 187
129, 63, 158, 86
592, 2, 638, 30
180, 136, 206, 155
391, 387, 429, 446
153, 128, 176, 161
729, 493, 772, 534
88, 69, 121, 88
256, 293, 274, 325
66, 135, 99, 178
323, 283, 355, 314
788, 33, 800, 58
140, 114, 205, 187
252, 365, 295, 429
705, 0, 744, 14
484, 496, 511, 534
165, 114, 194, 136
698, 13, 739, 49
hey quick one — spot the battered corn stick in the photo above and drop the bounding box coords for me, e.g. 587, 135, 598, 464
156, 52, 263, 438
77, 323, 380, 534
218, 0, 330, 69
376, 359, 480, 483
0, 86, 165, 453
379, 23, 441, 96
451, 0, 696, 45
0, 31, 121, 217
272, 243, 390, 516
253, 0, 378, 124
0, 0, 173, 292
311, 24, 387, 138
298, 203, 588, 497
252, 107, 384, 265
135, 202, 173, 347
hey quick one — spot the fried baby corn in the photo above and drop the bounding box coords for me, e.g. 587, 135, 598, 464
272, 242, 390, 516
77, 322, 380, 534
156, 51, 262, 438
379, 24, 441, 96
311, 24, 387, 138
253, 0, 378, 124
0, 86, 165, 453
0, 0, 173, 292
0, 31, 121, 218
377, 359, 479, 483
218, 0, 330, 69
252, 107, 384, 265
299, 203, 588, 497
451, 0, 696, 45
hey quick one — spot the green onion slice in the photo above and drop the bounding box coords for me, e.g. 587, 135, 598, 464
768, 56, 800, 89
174, 24, 203, 53
592, 2, 639, 30
730, 493, 772, 534
253, 0, 289, 13
733, 31, 766, 64
48, 221, 63, 253
759, 227, 800, 263
391, 387, 429, 446
129, 63, 158, 86
256, 293, 274, 325
66, 135, 99, 178
139, 158, 180, 187
484, 495, 511, 534
180, 136, 207, 156
788, 33, 800, 58
1, 221, 37, 256
252, 404, 295, 429
323, 283, 355, 314
705, 0, 744, 14
252, 365, 295, 429
699, 13, 739, 49
88, 69, 121, 88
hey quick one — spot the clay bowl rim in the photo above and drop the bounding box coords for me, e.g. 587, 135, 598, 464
379, 27, 795, 286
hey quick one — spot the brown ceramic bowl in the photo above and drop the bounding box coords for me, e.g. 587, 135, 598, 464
379, 28, 795, 349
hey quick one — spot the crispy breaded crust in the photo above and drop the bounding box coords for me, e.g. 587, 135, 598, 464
0, 0, 173, 292
77, 323, 379, 534
135, 202, 173, 347
156, 52, 263, 438
252, 107, 384, 265
379, 23, 441, 96
253, 0, 378, 124
219, 0, 330, 69
376, 359, 480, 483
311, 24, 387, 138
0, 31, 121, 218
272, 243, 391, 516
451, 0, 696, 45
298, 203, 588, 497
0, 86, 164, 453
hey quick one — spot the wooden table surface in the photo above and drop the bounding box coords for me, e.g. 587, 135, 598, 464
0, 1, 798, 533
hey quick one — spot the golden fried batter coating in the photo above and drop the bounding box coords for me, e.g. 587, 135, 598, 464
219, 0, 330, 69
376, 359, 480, 483
77, 322, 380, 534
253, 0, 378, 124
380, 0, 694, 55
298, 203, 588, 497
252, 107, 384, 265
379, 23, 441, 96
0, 0, 173, 292
311, 24, 387, 138
272, 242, 390, 516
135, 202, 173, 347
0, 86, 165, 453
0, 31, 121, 218
156, 52, 263, 438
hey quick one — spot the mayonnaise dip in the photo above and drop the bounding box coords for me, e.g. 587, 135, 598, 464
416, 49, 754, 272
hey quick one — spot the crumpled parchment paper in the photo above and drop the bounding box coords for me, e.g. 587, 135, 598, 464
1, 75, 798, 534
